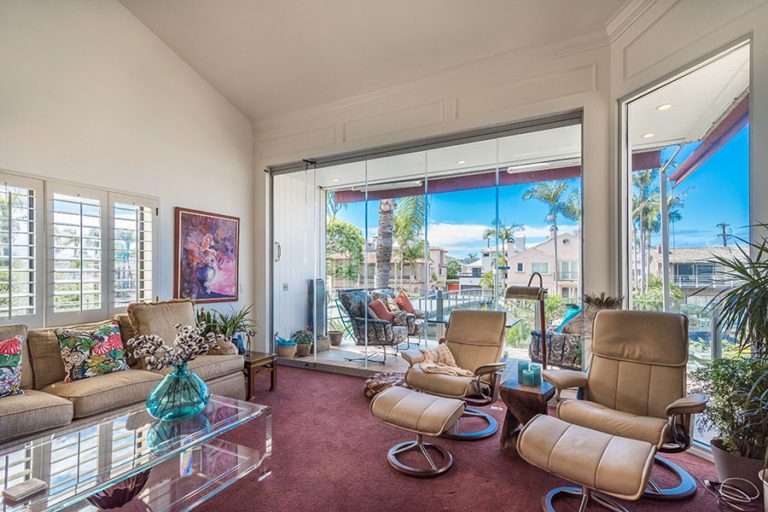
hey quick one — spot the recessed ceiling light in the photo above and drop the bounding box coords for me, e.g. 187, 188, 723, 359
656, 104, 672, 111
456, 160, 466, 165
331, 178, 339, 183
642, 133, 655, 139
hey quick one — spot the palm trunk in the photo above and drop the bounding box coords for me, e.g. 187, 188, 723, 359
551, 219, 559, 293
375, 199, 394, 289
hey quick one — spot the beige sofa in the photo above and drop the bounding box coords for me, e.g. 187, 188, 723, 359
0, 300, 245, 441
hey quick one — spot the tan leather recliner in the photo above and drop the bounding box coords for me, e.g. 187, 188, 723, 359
544, 309, 708, 500
401, 310, 507, 440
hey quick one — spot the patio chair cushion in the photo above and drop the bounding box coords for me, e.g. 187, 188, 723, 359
368, 299, 395, 322
396, 291, 415, 313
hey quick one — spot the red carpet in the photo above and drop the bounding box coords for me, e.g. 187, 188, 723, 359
202, 366, 720, 512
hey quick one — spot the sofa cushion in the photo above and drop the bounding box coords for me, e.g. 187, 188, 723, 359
113, 313, 138, 367
128, 300, 195, 368
0, 336, 24, 398
0, 389, 73, 439
55, 321, 130, 383
0, 325, 30, 390
178, 354, 243, 382
42, 369, 161, 419
28, 321, 108, 390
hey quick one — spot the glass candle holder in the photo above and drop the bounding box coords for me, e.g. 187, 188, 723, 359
517, 361, 530, 383
521, 369, 535, 386
530, 364, 542, 386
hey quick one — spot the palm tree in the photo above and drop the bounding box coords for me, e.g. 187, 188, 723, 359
376, 195, 428, 289
326, 191, 346, 221
522, 181, 581, 291
466, 252, 478, 263
375, 199, 394, 288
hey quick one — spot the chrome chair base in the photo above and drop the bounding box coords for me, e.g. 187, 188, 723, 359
642, 455, 697, 500
543, 487, 631, 512
441, 406, 497, 441
387, 434, 453, 478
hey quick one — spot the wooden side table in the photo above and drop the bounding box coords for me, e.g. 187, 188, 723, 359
498, 360, 555, 451
244, 351, 277, 400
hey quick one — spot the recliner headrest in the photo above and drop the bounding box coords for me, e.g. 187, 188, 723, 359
592, 310, 688, 367
446, 310, 506, 347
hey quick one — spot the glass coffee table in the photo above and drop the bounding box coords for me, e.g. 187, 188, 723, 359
0, 395, 271, 511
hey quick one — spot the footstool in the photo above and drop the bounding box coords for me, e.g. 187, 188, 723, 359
364, 372, 405, 399
517, 415, 657, 511
370, 387, 464, 478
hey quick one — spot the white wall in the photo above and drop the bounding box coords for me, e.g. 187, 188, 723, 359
0, 1, 254, 320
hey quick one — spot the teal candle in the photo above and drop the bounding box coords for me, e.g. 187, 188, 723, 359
517, 361, 530, 383
521, 369, 534, 386
531, 364, 542, 386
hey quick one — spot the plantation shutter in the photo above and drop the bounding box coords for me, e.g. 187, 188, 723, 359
0, 173, 44, 326
47, 183, 108, 325
109, 193, 157, 312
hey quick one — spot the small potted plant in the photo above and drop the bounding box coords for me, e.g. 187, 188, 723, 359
275, 335, 297, 358
196, 305, 257, 354
328, 320, 344, 346
292, 328, 314, 357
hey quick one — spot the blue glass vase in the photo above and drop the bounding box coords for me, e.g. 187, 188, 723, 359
146, 362, 210, 421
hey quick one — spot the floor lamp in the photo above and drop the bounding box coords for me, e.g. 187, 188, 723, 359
505, 272, 548, 369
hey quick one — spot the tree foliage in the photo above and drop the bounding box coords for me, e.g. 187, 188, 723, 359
446, 256, 462, 279
326, 219, 364, 280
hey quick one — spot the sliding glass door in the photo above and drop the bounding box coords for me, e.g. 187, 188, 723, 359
272, 116, 584, 369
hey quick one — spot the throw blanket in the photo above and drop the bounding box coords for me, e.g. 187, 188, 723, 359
417, 344, 474, 377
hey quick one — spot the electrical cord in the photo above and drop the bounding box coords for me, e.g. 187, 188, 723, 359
699, 477, 761, 511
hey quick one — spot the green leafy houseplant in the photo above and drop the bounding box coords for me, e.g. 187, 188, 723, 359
692, 358, 768, 459
707, 225, 768, 357
196, 305, 257, 353
291, 328, 314, 357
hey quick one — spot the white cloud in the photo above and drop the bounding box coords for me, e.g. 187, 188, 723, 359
518, 224, 579, 240
426, 223, 490, 250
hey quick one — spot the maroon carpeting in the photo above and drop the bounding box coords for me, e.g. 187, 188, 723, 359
201, 366, 720, 512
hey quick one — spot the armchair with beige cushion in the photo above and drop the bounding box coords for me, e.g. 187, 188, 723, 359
542, 309, 707, 501
401, 309, 506, 440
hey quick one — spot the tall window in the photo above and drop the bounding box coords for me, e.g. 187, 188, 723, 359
622, 42, 750, 443
49, 188, 107, 323
111, 196, 155, 309
0, 176, 43, 323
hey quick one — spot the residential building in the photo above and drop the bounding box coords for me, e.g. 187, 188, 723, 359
506, 232, 581, 299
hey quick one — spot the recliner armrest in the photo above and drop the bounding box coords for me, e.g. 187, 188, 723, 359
474, 362, 506, 377
400, 350, 425, 366
666, 393, 708, 416
543, 369, 587, 390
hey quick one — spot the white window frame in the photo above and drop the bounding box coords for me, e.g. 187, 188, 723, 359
0, 173, 45, 327
108, 192, 158, 315
515, 262, 524, 272
46, 182, 110, 326
531, 262, 549, 274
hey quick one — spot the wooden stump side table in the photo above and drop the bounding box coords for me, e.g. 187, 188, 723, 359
244, 351, 277, 400
498, 360, 555, 451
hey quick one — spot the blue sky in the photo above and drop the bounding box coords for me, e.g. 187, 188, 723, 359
334, 123, 749, 260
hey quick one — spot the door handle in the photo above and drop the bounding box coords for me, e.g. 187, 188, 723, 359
274, 241, 282, 262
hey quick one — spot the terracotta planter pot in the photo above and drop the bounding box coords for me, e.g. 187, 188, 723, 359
711, 438, 764, 492
295, 343, 312, 357
328, 331, 343, 346
277, 344, 297, 358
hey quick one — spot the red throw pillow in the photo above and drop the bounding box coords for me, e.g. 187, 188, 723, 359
368, 299, 394, 322
396, 291, 414, 314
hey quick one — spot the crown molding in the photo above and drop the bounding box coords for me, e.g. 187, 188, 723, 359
605, 0, 659, 43
254, 31, 610, 134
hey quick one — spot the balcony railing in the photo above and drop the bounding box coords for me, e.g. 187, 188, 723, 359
673, 275, 740, 288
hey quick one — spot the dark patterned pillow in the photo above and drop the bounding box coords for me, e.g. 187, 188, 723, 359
0, 336, 24, 397
56, 321, 130, 383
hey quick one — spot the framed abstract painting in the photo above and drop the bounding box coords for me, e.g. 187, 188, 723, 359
174, 207, 239, 303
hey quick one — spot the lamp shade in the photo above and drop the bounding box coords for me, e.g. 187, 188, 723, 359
505, 286, 545, 301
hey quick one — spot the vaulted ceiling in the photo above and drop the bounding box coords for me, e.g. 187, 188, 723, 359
119, 0, 627, 122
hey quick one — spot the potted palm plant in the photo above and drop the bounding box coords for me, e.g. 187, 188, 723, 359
697, 226, 768, 491
196, 305, 257, 354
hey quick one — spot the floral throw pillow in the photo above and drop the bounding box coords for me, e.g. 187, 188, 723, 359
0, 336, 24, 397
56, 321, 130, 383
